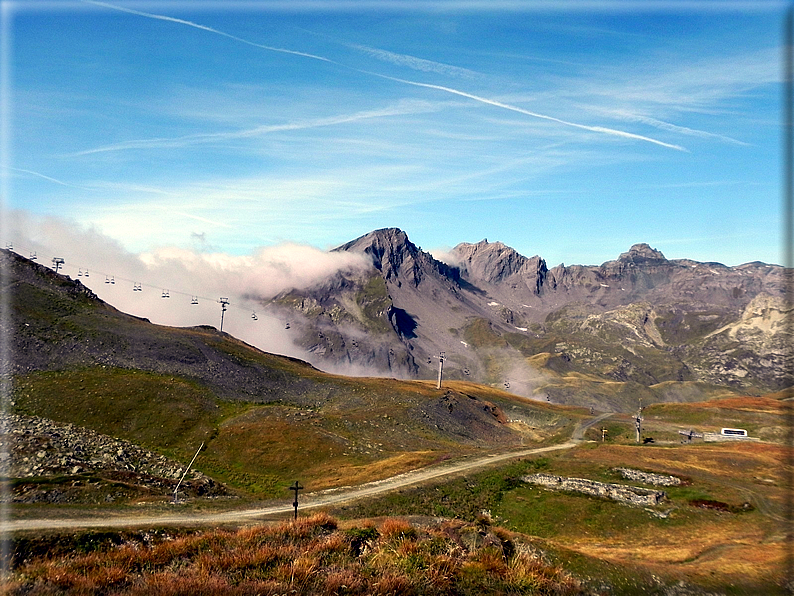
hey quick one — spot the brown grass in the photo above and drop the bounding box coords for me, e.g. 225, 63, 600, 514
689, 395, 792, 413
4, 513, 582, 595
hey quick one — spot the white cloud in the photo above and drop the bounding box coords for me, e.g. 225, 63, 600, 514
7, 210, 369, 357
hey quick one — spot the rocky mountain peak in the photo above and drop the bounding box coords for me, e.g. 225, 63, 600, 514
333, 227, 439, 286
452, 239, 531, 284
335, 227, 414, 268
617, 243, 667, 263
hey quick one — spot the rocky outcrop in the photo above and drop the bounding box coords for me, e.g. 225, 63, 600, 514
521, 473, 666, 507
0, 413, 206, 481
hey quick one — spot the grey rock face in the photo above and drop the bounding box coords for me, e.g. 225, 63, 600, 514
0, 413, 201, 480
276, 230, 787, 399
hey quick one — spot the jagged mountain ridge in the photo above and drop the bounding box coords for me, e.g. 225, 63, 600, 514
272, 228, 788, 403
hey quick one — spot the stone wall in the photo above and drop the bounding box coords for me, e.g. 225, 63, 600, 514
521, 473, 666, 507
613, 467, 682, 487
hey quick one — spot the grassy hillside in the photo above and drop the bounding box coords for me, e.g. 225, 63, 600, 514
333, 404, 790, 594
1, 248, 582, 502
11, 364, 578, 499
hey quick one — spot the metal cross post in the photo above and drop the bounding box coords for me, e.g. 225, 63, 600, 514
289, 480, 304, 520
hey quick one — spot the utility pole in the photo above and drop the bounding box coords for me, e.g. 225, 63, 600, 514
218, 297, 229, 332
289, 480, 304, 520
436, 351, 445, 389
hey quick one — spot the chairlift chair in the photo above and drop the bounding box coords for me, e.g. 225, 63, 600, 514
191, 296, 198, 305
251, 311, 258, 320
162, 290, 170, 298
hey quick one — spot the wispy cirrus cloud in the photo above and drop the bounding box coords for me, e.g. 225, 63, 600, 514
348, 42, 479, 78
594, 109, 749, 145
7, 167, 95, 190
65, 100, 443, 157
84, 0, 687, 153
573, 46, 779, 113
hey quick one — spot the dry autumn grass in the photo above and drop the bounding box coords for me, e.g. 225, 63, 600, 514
4, 513, 583, 596
523, 439, 791, 590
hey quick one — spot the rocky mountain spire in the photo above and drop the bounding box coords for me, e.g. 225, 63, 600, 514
334, 227, 457, 288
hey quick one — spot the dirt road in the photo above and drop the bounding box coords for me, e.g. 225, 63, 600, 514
2, 414, 611, 532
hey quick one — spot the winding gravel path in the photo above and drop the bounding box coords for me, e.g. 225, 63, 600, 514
2, 413, 612, 533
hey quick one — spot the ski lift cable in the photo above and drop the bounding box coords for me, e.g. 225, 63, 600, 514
2, 242, 289, 325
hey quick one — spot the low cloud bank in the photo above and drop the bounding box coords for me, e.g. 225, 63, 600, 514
8, 210, 367, 358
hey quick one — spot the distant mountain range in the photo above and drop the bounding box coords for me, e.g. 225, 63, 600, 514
271, 228, 789, 410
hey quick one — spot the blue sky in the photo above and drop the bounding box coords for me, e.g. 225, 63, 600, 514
3, 0, 788, 269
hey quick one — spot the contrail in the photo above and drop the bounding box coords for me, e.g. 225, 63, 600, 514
83, 0, 687, 152
618, 113, 747, 146
82, 0, 332, 63
372, 74, 688, 152
7, 167, 94, 189
348, 42, 478, 78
